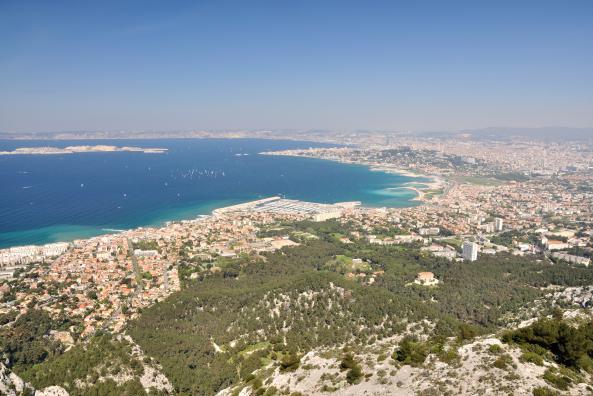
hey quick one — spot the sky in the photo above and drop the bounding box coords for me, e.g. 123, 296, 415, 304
1, 0, 592, 133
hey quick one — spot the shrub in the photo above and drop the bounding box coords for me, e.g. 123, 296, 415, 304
437, 347, 460, 364
243, 373, 256, 382
346, 365, 363, 384
264, 387, 278, 396
458, 323, 479, 340
577, 354, 593, 373
492, 354, 513, 370
502, 317, 593, 369
521, 351, 544, 366
393, 336, 428, 366
251, 377, 263, 390
543, 369, 572, 391
279, 353, 300, 372
532, 386, 558, 396
340, 353, 363, 384
488, 344, 502, 354
340, 353, 356, 370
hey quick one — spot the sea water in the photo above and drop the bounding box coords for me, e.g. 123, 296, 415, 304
0, 138, 423, 247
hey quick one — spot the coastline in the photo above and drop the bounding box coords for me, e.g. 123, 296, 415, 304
0, 142, 425, 250
0, 198, 243, 250
260, 151, 444, 202
0, 181, 413, 250
400, 186, 425, 201
0, 179, 420, 252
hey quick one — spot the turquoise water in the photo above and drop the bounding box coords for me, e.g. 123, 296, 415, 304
404, 183, 430, 188
0, 139, 424, 247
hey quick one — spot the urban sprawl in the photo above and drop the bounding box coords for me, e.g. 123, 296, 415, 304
2, 134, 593, 340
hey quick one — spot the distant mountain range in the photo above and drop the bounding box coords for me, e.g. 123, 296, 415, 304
0, 126, 591, 142
459, 127, 593, 141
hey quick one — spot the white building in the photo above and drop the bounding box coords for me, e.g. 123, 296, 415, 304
414, 271, 439, 286
40, 242, 69, 257
422, 244, 457, 260
546, 239, 570, 251
312, 210, 342, 222
462, 241, 479, 262
0, 242, 70, 267
551, 252, 590, 266
133, 249, 159, 257
480, 223, 495, 233
494, 218, 504, 232
419, 227, 440, 236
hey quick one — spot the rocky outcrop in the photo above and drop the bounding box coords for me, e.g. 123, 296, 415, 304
0, 363, 69, 396
35, 385, 69, 396
0, 362, 28, 396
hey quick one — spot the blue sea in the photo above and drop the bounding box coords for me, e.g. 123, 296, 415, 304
0, 139, 423, 248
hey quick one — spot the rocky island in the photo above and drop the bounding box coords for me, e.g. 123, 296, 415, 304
0, 145, 168, 155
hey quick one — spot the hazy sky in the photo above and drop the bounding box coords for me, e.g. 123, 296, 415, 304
1, 0, 592, 133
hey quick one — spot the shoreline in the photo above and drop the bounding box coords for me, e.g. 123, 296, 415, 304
0, 180, 420, 252
0, 199, 238, 251
0, 147, 427, 251
400, 186, 425, 201
260, 150, 431, 179
260, 151, 445, 201
0, 185, 403, 251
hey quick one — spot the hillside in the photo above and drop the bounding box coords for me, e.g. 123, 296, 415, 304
126, 221, 593, 395
3, 220, 593, 395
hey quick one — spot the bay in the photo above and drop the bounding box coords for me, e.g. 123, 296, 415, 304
0, 138, 422, 248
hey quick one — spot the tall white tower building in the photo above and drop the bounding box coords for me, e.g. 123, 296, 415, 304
494, 218, 504, 232
462, 241, 479, 261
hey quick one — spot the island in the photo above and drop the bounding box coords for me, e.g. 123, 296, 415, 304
0, 145, 168, 155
